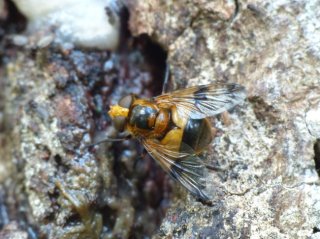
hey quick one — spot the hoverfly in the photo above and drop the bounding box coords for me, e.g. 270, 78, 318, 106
107, 82, 246, 201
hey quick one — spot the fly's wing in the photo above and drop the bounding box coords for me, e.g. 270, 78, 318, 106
155, 83, 246, 119
142, 138, 210, 201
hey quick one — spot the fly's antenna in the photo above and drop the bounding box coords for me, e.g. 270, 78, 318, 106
84, 134, 131, 149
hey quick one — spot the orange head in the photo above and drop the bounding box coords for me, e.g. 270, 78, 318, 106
108, 104, 129, 119
108, 95, 134, 132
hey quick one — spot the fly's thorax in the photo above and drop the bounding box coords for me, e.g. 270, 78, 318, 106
125, 98, 158, 137
128, 104, 158, 130
125, 99, 173, 138
154, 108, 170, 135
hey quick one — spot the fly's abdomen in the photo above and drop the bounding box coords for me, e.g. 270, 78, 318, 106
181, 118, 213, 153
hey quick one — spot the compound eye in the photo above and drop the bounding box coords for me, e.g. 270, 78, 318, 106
113, 116, 126, 132
119, 95, 133, 109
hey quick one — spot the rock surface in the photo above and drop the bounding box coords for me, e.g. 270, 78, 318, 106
1, 0, 320, 238
127, 0, 320, 238
12, 0, 121, 50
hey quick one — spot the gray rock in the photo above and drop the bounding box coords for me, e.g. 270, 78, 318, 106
127, 0, 320, 238
1, 0, 320, 238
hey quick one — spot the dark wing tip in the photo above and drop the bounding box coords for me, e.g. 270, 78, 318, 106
227, 83, 246, 92
227, 83, 247, 101
196, 190, 211, 202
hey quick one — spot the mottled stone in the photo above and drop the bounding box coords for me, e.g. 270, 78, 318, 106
1, 0, 320, 238
0, 222, 28, 239
127, 0, 320, 238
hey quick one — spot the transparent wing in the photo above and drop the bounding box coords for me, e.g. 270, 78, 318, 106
142, 138, 209, 201
155, 83, 246, 119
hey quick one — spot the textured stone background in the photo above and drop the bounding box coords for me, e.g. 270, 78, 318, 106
0, 0, 320, 238
128, 0, 320, 238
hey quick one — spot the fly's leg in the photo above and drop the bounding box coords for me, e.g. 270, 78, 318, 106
205, 164, 228, 172
161, 62, 171, 94
220, 111, 232, 126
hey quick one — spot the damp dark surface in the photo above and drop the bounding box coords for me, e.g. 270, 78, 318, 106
0, 1, 37, 238
0, 0, 26, 66
48, 41, 169, 238
0, 1, 171, 238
